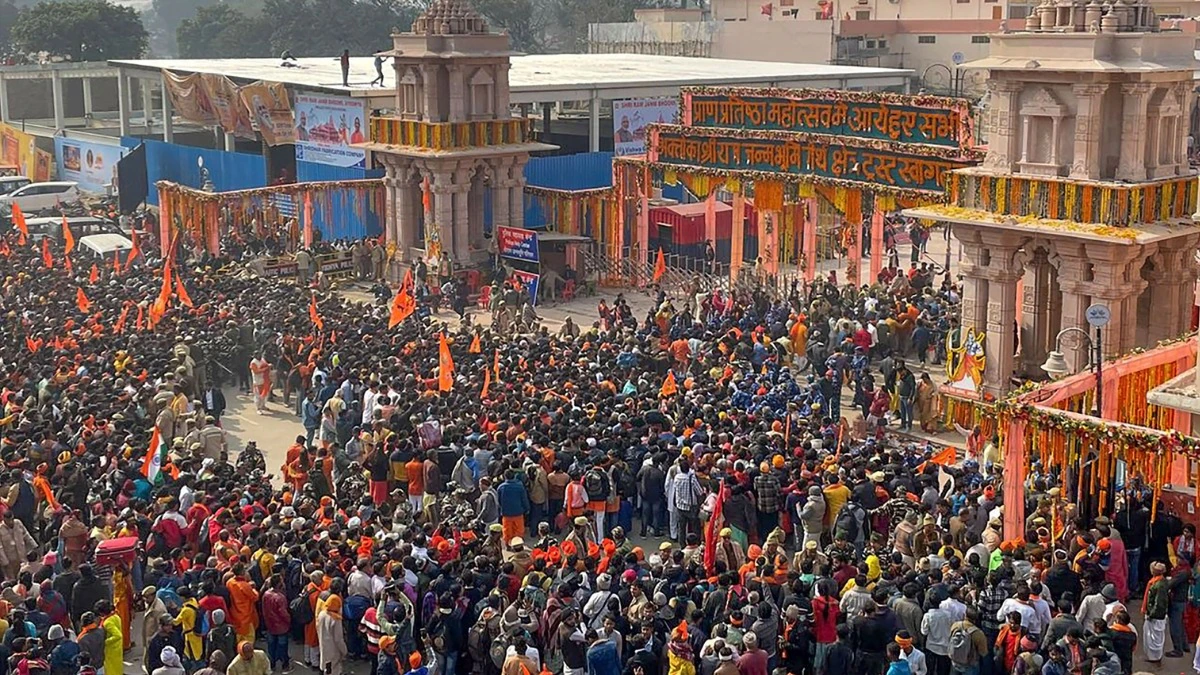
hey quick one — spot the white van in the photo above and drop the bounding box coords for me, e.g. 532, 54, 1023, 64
78, 233, 133, 262
0, 176, 31, 197
0, 181, 82, 214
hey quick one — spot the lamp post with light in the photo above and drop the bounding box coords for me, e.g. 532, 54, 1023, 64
1040, 304, 1110, 522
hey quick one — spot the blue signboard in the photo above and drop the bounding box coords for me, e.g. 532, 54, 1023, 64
497, 225, 540, 263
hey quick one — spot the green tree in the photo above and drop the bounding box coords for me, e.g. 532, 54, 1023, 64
263, 0, 422, 57
0, 0, 18, 50
471, 0, 545, 53
176, 4, 269, 58
12, 0, 148, 60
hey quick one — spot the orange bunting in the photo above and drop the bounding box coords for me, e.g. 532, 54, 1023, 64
468, 333, 481, 354
653, 247, 666, 283
88, 263, 99, 284
75, 287, 90, 313
175, 276, 194, 308
61, 216, 75, 255
309, 294, 324, 332
660, 371, 678, 398
11, 203, 26, 245
438, 332, 454, 392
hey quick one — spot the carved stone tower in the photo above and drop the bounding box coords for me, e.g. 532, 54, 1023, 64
909, 2, 1200, 396
362, 0, 554, 274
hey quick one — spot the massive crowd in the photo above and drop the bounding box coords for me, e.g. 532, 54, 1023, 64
0, 225, 1193, 675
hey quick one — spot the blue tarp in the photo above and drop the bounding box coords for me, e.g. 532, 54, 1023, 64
122, 137, 266, 206
523, 151, 613, 229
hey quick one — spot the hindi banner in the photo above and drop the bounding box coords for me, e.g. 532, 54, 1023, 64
496, 226, 540, 263
653, 126, 970, 195
686, 87, 972, 151
201, 74, 254, 139
612, 98, 678, 157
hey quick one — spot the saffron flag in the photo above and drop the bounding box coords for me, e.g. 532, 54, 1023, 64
493, 348, 500, 379
438, 332, 454, 392
481, 365, 491, 398
88, 264, 99, 284
660, 370, 678, 398
11, 203, 26, 245
63, 255, 73, 276
175, 276, 194, 308
62, 216, 75, 255
41, 237, 52, 269
653, 247, 666, 283
309, 294, 324, 331
25, 336, 39, 353
388, 269, 415, 328
124, 231, 140, 272
141, 427, 166, 484
468, 333, 481, 354
135, 304, 145, 331
112, 250, 121, 274
75, 288, 90, 313
929, 446, 959, 467
114, 304, 131, 333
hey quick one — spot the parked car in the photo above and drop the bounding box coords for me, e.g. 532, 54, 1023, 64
77, 233, 133, 262
0, 181, 81, 214
19, 215, 122, 245
0, 175, 30, 197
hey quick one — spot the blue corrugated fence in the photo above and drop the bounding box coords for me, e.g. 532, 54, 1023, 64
123, 137, 267, 206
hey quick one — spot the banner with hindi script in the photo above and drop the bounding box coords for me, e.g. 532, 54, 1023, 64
613, 97, 678, 157
651, 125, 971, 196
684, 87, 975, 154
202, 74, 255, 139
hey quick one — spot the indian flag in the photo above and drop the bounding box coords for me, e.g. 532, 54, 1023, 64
141, 427, 166, 484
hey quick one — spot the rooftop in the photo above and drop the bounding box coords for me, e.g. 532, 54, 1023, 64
109, 54, 911, 104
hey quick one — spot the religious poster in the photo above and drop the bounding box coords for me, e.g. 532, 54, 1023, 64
0, 122, 51, 181
55, 137, 127, 193
240, 82, 297, 147
945, 326, 986, 393
161, 69, 217, 126
201, 74, 255, 139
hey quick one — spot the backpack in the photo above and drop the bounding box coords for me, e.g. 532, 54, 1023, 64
584, 469, 610, 501
949, 623, 979, 668
248, 550, 267, 588
616, 465, 637, 499
290, 591, 315, 630
835, 505, 862, 543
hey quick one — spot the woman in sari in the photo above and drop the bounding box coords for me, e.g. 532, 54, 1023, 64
915, 373, 938, 433
112, 563, 134, 651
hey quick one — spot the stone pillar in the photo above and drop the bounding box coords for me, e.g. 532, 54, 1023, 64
980, 238, 1023, 397
1069, 83, 1107, 180
588, 92, 601, 153
495, 64, 511, 117
0, 76, 10, 123
1051, 243, 1094, 374
118, 73, 132, 137
1116, 82, 1152, 181
1084, 243, 1144, 358
451, 167, 470, 262
510, 172, 526, 227
493, 162, 511, 229
422, 65, 441, 122
1020, 248, 1054, 376
432, 175, 454, 255
1146, 238, 1198, 342
141, 79, 154, 130
448, 64, 465, 122
1179, 84, 1194, 175
982, 81, 1023, 172
954, 228, 990, 333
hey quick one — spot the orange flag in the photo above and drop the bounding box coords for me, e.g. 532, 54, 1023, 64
653, 247, 666, 283
309, 294, 324, 332
438, 332, 454, 392
112, 249, 121, 274
63, 255, 73, 276
660, 370, 678, 398
11, 203, 26, 246
928, 446, 958, 466
25, 336, 39, 353
481, 365, 491, 398
175, 276, 194, 308
124, 231, 140, 272
41, 237, 52, 269
388, 268, 415, 329
88, 263, 99, 284
75, 287, 90, 313
61, 216, 75, 255
135, 304, 145, 331
0, 239, 9, 257
493, 348, 500, 379
158, 261, 173, 308
114, 304, 131, 333
468, 333, 481, 354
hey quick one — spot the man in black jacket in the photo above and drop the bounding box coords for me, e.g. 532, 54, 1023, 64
70, 565, 108, 627
144, 615, 184, 675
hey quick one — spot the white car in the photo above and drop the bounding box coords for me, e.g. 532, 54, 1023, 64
0, 181, 82, 214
